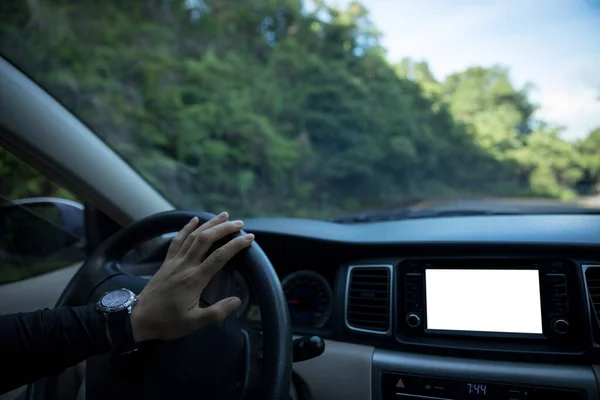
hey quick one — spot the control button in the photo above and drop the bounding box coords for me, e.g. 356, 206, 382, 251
546, 274, 566, 285
405, 273, 422, 283
548, 294, 567, 304
547, 285, 567, 295
506, 387, 533, 399
552, 319, 569, 335
381, 373, 419, 396
406, 293, 422, 301
406, 301, 423, 310
549, 296, 568, 305
550, 293, 567, 303
548, 303, 568, 314
405, 282, 421, 292
419, 378, 452, 397
406, 313, 421, 328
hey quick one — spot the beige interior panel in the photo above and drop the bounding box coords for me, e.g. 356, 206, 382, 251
293, 338, 373, 400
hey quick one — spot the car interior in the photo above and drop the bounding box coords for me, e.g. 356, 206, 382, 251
1, 32, 600, 400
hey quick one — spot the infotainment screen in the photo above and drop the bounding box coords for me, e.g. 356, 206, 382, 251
425, 269, 543, 334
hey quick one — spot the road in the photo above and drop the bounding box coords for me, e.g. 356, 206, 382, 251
579, 195, 600, 208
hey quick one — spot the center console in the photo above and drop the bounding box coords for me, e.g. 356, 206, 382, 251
373, 349, 596, 400
350, 258, 598, 400
395, 258, 588, 354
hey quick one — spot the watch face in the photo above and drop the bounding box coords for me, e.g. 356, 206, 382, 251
101, 289, 131, 309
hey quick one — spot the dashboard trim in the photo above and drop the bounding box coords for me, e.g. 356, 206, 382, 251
345, 264, 394, 336
372, 348, 599, 400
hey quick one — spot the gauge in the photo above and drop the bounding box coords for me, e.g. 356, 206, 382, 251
281, 270, 333, 328
232, 270, 250, 318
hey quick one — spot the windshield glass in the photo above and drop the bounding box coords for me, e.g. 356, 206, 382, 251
1, 1, 599, 219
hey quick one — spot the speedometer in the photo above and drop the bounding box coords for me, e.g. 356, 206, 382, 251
281, 270, 333, 328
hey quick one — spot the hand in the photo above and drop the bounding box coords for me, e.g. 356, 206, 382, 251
130, 212, 254, 343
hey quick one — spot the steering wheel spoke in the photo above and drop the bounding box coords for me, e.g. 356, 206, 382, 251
239, 328, 264, 398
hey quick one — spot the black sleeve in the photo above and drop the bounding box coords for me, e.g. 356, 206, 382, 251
0, 304, 113, 394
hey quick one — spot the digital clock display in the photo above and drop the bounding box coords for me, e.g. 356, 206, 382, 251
465, 383, 488, 396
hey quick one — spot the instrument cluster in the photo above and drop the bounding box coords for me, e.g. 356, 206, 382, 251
242, 269, 333, 329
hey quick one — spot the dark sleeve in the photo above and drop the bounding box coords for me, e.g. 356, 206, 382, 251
0, 304, 112, 394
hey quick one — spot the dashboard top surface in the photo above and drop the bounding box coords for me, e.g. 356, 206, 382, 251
243, 214, 600, 245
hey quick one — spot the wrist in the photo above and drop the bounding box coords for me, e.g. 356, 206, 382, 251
130, 300, 152, 343
105, 322, 113, 346
97, 288, 141, 354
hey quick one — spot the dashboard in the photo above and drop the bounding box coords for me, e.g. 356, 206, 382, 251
122, 214, 600, 400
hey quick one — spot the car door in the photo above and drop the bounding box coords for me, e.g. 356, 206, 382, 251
0, 146, 85, 315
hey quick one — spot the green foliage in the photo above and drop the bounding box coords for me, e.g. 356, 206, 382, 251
576, 127, 600, 194
0, 148, 76, 201
0, 0, 597, 218
522, 130, 583, 200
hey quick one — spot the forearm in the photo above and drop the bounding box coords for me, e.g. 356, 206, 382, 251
0, 304, 112, 394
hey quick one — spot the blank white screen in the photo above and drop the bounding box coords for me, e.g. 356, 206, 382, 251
425, 269, 543, 334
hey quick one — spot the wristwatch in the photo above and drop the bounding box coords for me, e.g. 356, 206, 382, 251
96, 288, 139, 355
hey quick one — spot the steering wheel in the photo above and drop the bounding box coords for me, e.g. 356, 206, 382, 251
28, 210, 293, 400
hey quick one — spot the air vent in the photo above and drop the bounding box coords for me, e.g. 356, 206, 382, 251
345, 265, 392, 334
585, 266, 600, 327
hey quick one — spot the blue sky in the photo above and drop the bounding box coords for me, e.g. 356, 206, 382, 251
326, 0, 600, 141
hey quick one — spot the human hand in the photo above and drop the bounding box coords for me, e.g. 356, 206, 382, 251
130, 212, 254, 342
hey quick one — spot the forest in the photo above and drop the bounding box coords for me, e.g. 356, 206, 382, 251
1, 0, 599, 219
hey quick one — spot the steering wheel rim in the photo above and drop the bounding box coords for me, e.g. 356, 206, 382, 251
30, 210, 293, 400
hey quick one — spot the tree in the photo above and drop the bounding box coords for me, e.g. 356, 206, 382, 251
0, 0, 596, 218
578, 127, 600, 193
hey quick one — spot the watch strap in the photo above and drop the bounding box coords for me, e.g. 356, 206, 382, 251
106, 309, 137, 355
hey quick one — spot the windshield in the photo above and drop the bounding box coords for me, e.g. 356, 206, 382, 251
1, 1, 599, 219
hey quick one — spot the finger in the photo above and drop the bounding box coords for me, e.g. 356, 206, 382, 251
166, 217, 199, 259
178, 212, 228, 257
186, 220, 246, 263
200, 233, 254, 278
192, 297, 241, 327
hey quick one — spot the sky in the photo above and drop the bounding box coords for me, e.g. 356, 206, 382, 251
327, 0, 600, 141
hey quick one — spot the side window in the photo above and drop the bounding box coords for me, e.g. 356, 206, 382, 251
0, 147, 86, 288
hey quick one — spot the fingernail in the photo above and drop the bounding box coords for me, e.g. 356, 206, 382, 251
190, 216, 199, 224
218, 211, 228, 220
244, 233, 255, 242
225, 297, 241, 312
233, 220, 244, 226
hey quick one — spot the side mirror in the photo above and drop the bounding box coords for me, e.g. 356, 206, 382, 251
0, 198, 85, 261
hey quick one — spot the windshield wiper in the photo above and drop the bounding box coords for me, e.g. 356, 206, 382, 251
331, 209, 524, 223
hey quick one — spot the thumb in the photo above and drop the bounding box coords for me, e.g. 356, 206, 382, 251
194, 297, 241, 327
